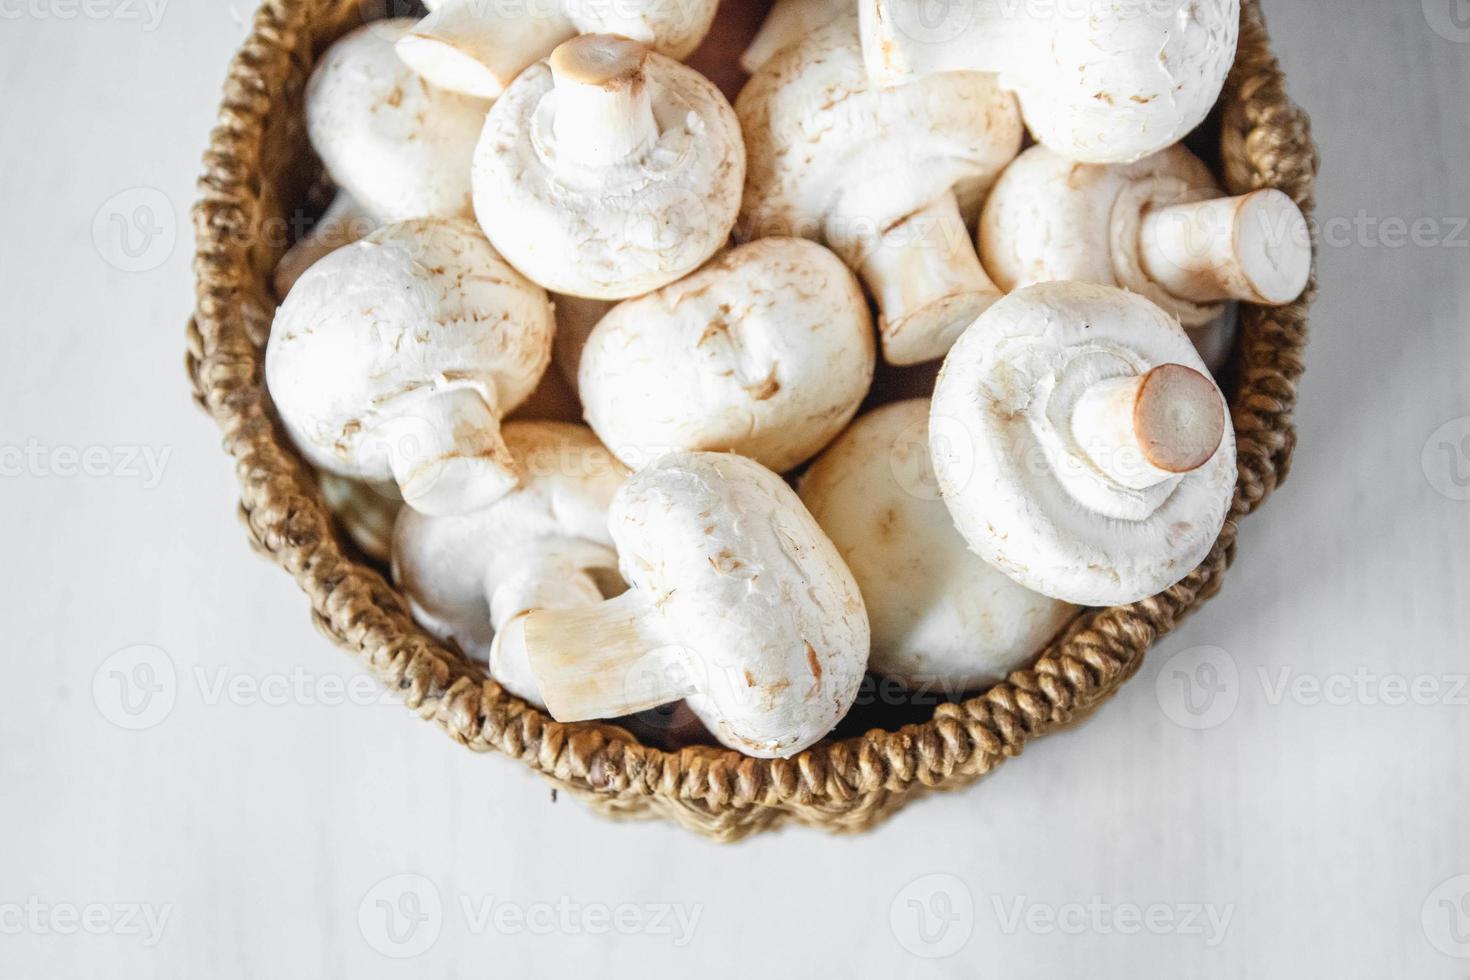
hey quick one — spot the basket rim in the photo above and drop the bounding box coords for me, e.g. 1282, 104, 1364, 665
187, 0, 1316, 841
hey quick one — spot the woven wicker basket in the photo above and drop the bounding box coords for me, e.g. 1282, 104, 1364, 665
187, 0, 1316, 842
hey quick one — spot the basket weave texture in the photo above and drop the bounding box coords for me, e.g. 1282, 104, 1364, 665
187, 0, 1317, 842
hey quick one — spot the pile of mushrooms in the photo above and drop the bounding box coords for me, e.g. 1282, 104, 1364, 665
265, 1, 1309, 759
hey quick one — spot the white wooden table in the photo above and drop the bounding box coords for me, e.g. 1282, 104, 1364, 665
2, 2, 1468, 976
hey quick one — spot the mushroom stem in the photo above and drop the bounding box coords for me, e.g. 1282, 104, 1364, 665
524, 590, 694, 721
741, 0, 841, 74
856, 193, 1004, 366
1138, 189, 1312, 307
549, 34, 660, 166
379, 388, 519, 517
860, 0, 1031, 84
1070, 365, 1226, 490
397, 0, 576, 101
487, 544, 619, 707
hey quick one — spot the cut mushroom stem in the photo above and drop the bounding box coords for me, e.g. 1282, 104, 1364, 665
857, 192, 1004, 365
1139, 189, 1312, 307
524, 590, 692, 721
379, 388, 519, 517
397, 0, 575, 101
1071, 364, 1226, 491
549, 35, 660, 166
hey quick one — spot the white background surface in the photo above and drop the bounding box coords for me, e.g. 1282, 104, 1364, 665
2, 1, 1468, 977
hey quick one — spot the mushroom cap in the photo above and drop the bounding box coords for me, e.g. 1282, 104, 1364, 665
392, 422, 627, 674
471, 39, 745, 299
611, 452, 870, 758
1005, 0, 1239, 163
273, 193, 380, 300
304, 21, 489, 222
930, 281, 1236, 606
799, 400, 1077, 691
265, 219, 553, 482
980, 144, 1225, 325
579, 238, 876, 474
736, 16, 1021, 264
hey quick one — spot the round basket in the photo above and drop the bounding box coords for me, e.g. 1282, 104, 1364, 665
187, 0, 1316, 842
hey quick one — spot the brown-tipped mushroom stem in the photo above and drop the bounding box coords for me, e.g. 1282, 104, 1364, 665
524, 591, 691, 721
1070, 365, 1226, 490
857, 193, 1004, 365
1139, 190, 1312, 307
549, 35, 660, 166
380, 389, 519, 517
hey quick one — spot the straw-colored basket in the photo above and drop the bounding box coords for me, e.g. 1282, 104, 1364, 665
187, 0, 1316, 842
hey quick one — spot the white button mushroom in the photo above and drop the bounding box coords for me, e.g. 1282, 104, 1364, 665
305, 21, 489, 222
859, 0, 1240, 164
272, 193, 380, 300
980, 145, 1312, 326
740, 0, 850, 74
800, 400, 1077, 692
266, 219, 555, 517
737, 15, 1022, 366
472, 34, 746, 299
397, 0, 719, 100
578, 238, 876, 474
522, 452, 871, 759
930, 281, 1236, 606
392, 422, 628, 707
